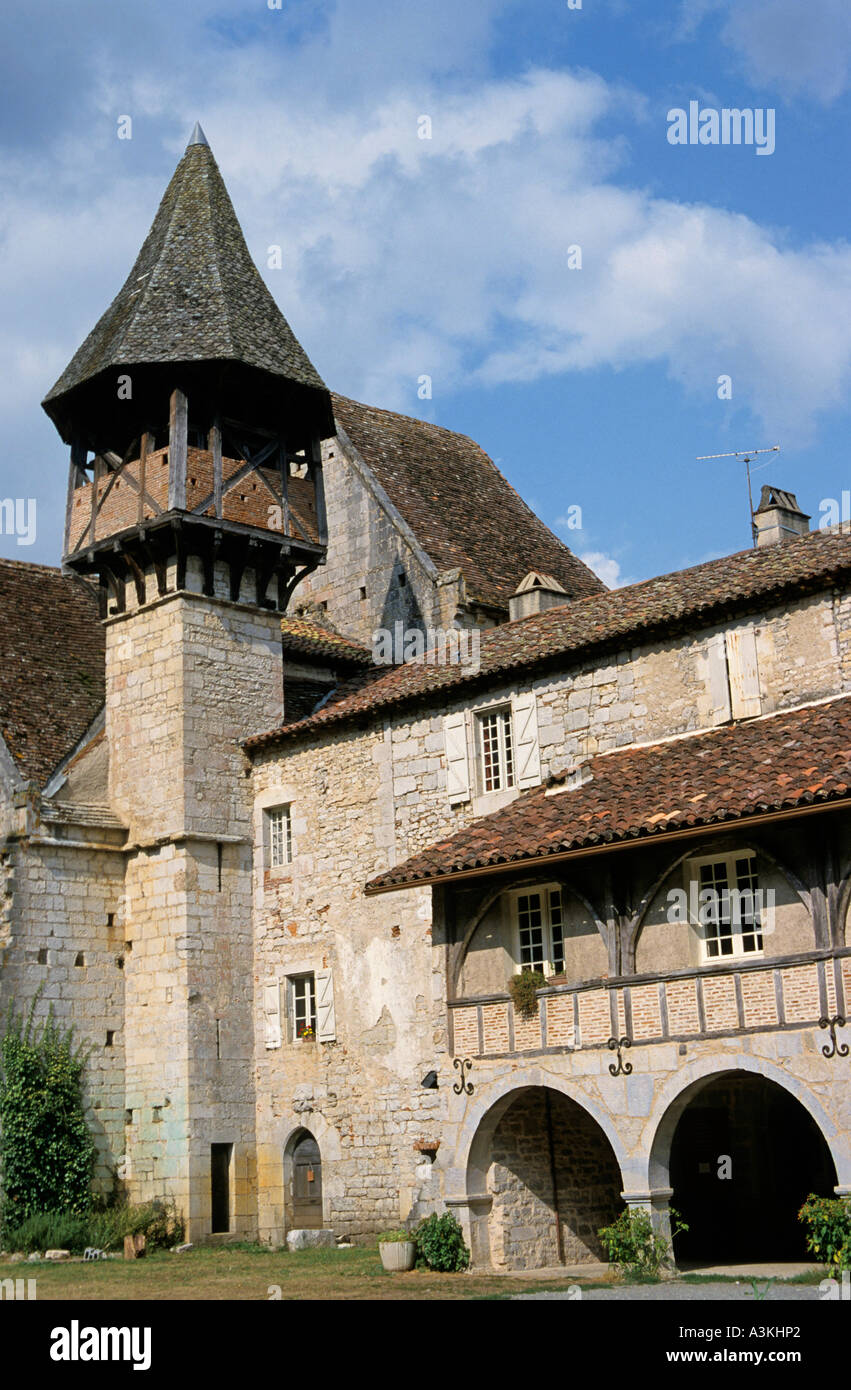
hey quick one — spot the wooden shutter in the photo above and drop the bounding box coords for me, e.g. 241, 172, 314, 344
512, 692, 542, 789
263, 980, 281, 1050
316, 969, 336, 1042
707, 632, 732, 725
443, 712, 470, 804
726, 627, 761, 719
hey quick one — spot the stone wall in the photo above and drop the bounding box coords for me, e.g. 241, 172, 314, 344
488, 1088, 622, 1268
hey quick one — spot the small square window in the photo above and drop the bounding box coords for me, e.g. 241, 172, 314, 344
267, 805, 292, 868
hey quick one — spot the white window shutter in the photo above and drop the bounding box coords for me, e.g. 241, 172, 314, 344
263, 980, 281, 1050
726, 627, 761, 719
511, 692, 542, 789
443, 712, 470, 804
707, 632, 732, 725
316, 969, 336, 1042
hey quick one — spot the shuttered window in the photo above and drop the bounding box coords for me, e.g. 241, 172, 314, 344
511, 692, 542, 788
478, 709, 515, 792
263, 980, 281, 1049
268, 805, 292, 867
443, 712, 471, 804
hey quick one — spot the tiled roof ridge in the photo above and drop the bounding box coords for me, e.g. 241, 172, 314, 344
244, 524, 851, 753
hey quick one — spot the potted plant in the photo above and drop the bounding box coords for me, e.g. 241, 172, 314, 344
378, 1229, 416, 1272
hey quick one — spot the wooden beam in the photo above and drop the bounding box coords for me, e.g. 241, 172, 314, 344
138, 431, 150, 525
64, 441, 87, 557
168, 387, 188, 511
210, 419, 223, 519
90, 455, 102, 547
311, 437, 328, 546
279, 442, 290, 539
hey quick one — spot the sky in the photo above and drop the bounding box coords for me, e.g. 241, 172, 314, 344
2, 0, 851, 586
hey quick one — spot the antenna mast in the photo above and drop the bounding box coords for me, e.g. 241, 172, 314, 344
696, 445, 780, 548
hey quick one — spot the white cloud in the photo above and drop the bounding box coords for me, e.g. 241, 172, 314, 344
6, 1, 851, 559
678, 0, 851, 103
578, 550, 632, 589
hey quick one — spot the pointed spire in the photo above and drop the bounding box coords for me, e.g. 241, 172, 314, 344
43, 134, 333, 447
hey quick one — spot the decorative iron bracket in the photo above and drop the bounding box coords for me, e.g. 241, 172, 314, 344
452, 1057, 474, 1095
819, 1015, 849, 1060
607, 1036, 633, 1076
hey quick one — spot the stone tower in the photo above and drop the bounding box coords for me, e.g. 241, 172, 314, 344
41, 125, 334, 1237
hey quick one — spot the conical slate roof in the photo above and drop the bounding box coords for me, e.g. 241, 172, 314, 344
44, 130, 327, 411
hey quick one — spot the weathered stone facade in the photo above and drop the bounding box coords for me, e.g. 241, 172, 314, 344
2, 127, 850, 1273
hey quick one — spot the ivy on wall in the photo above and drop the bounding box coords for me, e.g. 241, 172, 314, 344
0, 996, 95, 1225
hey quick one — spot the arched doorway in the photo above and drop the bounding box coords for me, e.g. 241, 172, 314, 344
469, 1086, 623, 1270
284, 1129, 323, 1230
667, 1073, 837, 1264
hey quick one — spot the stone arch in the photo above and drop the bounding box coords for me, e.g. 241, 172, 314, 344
451, 875, 611, 999
626, 837, 815, 973
644, 1053, 849, 1194
455, 1070, 629, 1269
276, 1113, 343, 1233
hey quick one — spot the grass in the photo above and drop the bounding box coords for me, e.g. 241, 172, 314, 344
1, 1244, 828, 1301
0, 1243, 607, 1302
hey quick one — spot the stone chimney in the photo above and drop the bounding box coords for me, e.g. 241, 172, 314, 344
753, 486, 810, 547
509, 571, 569, 621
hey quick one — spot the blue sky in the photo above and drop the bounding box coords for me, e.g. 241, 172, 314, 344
2, 0, 851, 585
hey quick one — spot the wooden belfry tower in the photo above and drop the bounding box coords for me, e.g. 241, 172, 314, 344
42, 123, 334, 615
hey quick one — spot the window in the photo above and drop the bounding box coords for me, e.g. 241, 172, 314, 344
515, 887, 564, 976
689, 852, 764, 961
267, 805, 292, 867
290, 973, 317, 1040
478, 708, 515, 792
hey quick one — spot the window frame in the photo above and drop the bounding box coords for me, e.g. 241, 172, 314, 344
686, 850, 764, 964
266, 804, 292, 869
511, 884, 565, 978
476, 704, 515, 794
288, 972, 317, 1042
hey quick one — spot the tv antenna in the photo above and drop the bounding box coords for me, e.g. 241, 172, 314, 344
695, 445, 780, 548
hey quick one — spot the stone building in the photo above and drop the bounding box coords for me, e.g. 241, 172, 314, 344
1, 126, 849, 1269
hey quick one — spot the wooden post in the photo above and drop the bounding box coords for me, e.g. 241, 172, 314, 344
90, 455, 102, 547
137, 431, 150, 525
168, 387, 188, 511
278, 440, 290, 538
64, 441, 87, 557
210, 418, 223, 518
310, 437, 328, 545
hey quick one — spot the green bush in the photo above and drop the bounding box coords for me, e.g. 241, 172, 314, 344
798, 1194, 851, 1271
3, 1198, 185, 1255
0, 997, 95, 1227
414, 1212, 470, 1272
508, 970, 546, 1018
597, 1206, 687, 1280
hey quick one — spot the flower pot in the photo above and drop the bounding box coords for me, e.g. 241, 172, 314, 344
379, 1241, 416, 1272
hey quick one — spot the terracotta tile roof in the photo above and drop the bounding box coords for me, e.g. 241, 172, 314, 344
281, 616, 372, 667
331, 393, 605, 611
365, 696, 851, 892
244, 524, 851, 754
0, 560, 105, 787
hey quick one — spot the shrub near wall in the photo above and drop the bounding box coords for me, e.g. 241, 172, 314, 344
0, 1001, 95, 1232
